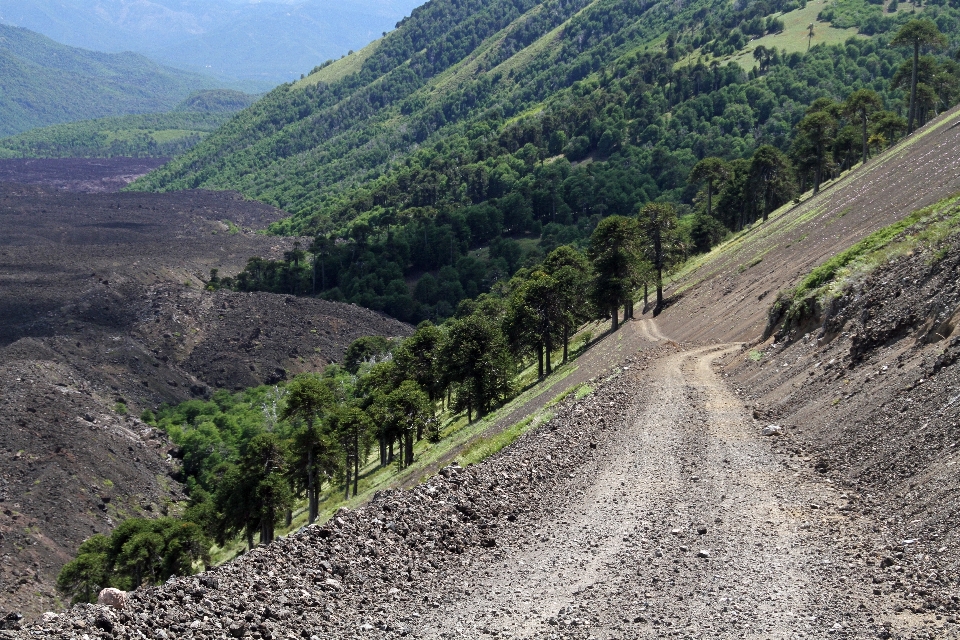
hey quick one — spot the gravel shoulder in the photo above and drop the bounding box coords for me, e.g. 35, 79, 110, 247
415, 343, 940, 639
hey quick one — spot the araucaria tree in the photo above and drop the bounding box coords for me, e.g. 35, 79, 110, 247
749, 145, 795, 220
542, 245, 591, 363
796, 111, 837, 195
329, 406, 373, 499
844, 89, 884, 166
637, 203, 680, 314
892, 19, 948, 134
442, 314, 513, 420
588, 215, 643, 330
215, 433, 292, 547
281, 374, 337, 524
688, 157, 731, 220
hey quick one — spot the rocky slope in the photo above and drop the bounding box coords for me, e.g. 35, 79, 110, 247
12, 342, 958, 639
0, 182, 409, 619
722, 230, 960, 625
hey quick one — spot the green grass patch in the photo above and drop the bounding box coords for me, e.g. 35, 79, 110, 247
298, 40, 381, 88
460, 411, 553, 467
770, 192, 960, 331
729, 0, 863, 70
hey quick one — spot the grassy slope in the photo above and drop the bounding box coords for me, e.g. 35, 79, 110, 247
296, 40, 383, 88
729, 0, 862, 68
0, 24, 221, 137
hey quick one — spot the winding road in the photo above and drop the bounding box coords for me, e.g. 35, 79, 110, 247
416, 340, 908, 639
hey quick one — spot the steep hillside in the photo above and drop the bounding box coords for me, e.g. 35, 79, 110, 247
10, 55, 960, 640
130, 0, 960, 322
0, 0, 425, 85
133, 0, 953, 228
0, 24, 222, 137
657, 105, 960, 344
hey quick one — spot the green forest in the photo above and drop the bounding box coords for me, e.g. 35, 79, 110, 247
57, 207, 669, 603
132, 0, 960, 323
0, 90, 257, 158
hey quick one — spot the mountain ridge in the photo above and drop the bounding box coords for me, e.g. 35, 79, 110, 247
0, 24, 225, 137
0, 0, 426, 85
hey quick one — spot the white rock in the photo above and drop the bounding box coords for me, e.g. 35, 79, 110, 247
761, 425, 782, 436
97, 587, 127, 610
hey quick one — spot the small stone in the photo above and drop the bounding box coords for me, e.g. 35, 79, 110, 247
697, 550, 711, 559
697, 525, 707, 535
761, 425, 782, 436
324, 578, 343, 590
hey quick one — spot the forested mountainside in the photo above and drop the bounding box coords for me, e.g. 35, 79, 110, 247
133, 0, 960, 323
0, 90, 258, 159
0, 24, 222, 137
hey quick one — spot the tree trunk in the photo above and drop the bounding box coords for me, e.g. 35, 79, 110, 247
562, 324, 569, 363
343, 454, 351, 500
644, 282, 648, 309
656, 267, 664, 312
260, 518, 269, 545
706, 184, 713, 218
246, 527, 254, 551
307, 448, 317, 523
404, 431, 414, 467
908, 41, 919, 134
379, 435, 387, 467
285, 509, 292, 527
611, 304, 619, 332
353, 442, 360, 498
545, 335, 552, 375
813, 154, 822, 195
861, 111, 869, 166
762, 191, 771, 222
537, 344, 544, 378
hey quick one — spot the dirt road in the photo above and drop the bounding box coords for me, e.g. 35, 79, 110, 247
415, 343, 928, 639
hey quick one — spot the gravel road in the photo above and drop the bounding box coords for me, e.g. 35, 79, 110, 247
18, 327, 952, 639
415, 343, 937, 639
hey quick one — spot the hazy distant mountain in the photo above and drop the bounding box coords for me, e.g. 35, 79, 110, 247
0, 23, 222, 136
0, 0, 425, 87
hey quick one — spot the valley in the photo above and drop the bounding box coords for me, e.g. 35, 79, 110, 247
0, 173, 410, 620
1, 0, 959, 634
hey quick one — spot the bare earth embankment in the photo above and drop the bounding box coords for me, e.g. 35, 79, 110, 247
0, 170, 409, 620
